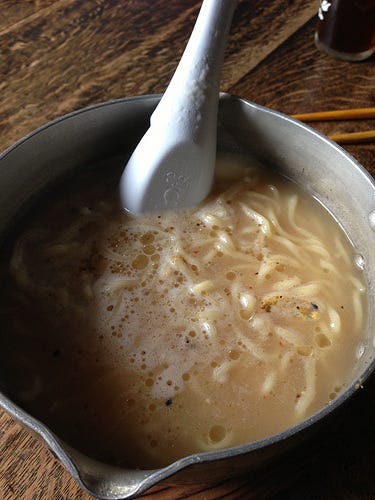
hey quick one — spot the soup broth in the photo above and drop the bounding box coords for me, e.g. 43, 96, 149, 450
0, 155, 367, 468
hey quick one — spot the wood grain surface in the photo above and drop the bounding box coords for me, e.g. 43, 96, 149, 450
0, 1, 374, 499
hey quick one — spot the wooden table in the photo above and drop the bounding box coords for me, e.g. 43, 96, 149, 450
1, 1, 374, 498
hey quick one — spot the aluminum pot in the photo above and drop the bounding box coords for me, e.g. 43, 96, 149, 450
0, 94, 374, 499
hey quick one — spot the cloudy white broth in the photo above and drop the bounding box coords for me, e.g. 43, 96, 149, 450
0, 154, 367, 468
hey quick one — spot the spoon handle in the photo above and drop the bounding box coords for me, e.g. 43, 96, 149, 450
152, 0, 238, 143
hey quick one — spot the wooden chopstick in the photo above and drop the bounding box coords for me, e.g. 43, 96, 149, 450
291, 107, 375, 144
292, 107, 375, 122
328, 130, 375, 144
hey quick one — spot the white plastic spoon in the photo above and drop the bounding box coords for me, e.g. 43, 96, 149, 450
120, 0, 238, 214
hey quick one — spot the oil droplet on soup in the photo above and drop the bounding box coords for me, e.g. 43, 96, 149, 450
0, 154, 367, 469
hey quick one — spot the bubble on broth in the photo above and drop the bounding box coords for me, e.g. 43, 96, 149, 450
354, 254, 365, 270
0, 154, 367, 469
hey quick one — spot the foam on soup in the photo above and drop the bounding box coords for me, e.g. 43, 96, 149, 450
0, 155, 367, 468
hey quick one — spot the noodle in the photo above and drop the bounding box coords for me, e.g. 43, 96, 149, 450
0, 154, 367, 469
295, 357, 317, 416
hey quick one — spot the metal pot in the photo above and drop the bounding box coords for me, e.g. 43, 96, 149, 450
0, 94, 374, 499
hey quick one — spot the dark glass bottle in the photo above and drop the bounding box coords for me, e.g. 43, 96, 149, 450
315, 0, 375, 61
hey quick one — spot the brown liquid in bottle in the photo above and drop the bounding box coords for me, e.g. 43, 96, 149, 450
315, 0, 375, 61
